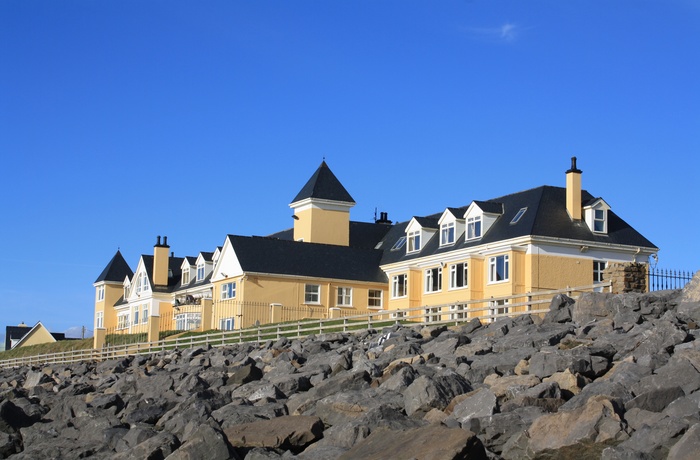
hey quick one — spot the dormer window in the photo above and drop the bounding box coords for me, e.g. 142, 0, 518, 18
440, 222, 455, 246
182, 267, 190, 285
136, 272, 149, 294
584, 199, 610, 234
197, 262, 205, 281
467, 216, 482, 240
594, 209, 606, 233
407, 231, 421, 253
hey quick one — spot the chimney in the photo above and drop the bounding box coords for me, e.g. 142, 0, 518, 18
566, 157, 582, 221
376, 211, 392, 225
153, 235, 170, 287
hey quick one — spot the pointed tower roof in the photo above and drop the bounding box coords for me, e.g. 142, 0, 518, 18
94, 250, 134, 284
291, 161, 355, 205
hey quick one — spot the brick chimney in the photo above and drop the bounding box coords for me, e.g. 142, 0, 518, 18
566, 157, 582, 221
153, 235, 170, 287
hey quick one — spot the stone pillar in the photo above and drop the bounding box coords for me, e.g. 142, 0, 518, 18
147, 315, 161, 343
605, 262, 648, 294
93, 328, 106, 350
270, 303, 283, 323
199, 299, 213, 332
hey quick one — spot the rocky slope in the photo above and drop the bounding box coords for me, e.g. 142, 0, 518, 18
1, 275, 700, 459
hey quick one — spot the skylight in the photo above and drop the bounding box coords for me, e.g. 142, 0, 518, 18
391, 236, 407, 251
510, 207, 527, 225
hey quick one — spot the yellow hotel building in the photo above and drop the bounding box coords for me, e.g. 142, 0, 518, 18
94, 158, 657, 334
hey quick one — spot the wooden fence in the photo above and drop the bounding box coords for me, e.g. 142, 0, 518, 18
0, 283, 610, 369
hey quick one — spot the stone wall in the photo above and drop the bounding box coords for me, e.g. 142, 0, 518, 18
604, 262, 648, 294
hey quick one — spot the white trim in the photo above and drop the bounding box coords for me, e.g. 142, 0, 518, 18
289, 197, 355, 212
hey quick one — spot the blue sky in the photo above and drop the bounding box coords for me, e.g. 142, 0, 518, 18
1, 1, 698, 339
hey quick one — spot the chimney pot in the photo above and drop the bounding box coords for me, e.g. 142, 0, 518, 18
163, 236, 168, 246
156, 235, 161, 246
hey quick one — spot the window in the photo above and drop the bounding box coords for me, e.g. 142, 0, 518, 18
124, 284, 129, 299
425, 306, 441, 322
305, 284, 320, 304
391, 236, 407, 251
450, 262, 468, 289
221, 282, 237, 300
489, 299, 510, 320
467, 216, 482, 240
407, 231, 421, 253
117, 314, 129, 330
425, 267, 442, 293
593, 261, 607, 283
337, 287, 352, 306
392, 274, 407, 298
489, 255, 510, 283
136, 272, 149, 294
96, 286, 105, 302
368, 289, 383, 308
510, 207, 527, 225
440, 222, 455, 246
182, 268, 190, 285
175, 312, 201, 331
133, 307, 139, 326
594, 209, 606, 233
220, 317, 235, 331
197, 263, 205, 281
96, 311, 104, 329
142, 305, 148, 323
449, 304, 466, 320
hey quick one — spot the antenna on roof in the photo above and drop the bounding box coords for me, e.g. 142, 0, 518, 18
374, 207, 377, 222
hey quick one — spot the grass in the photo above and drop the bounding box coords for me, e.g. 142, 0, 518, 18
0, 318, 406, 365
0, 338, 94, 361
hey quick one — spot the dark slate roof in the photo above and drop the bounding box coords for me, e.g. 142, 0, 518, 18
412, 216, 439, 229
291, 161, 355, 204
228, 235, 387, 283
183, 256, 197, 266
142, 255, 185, 293
473, 200, 504, 215
94, 250, 133, 284
200, 252, 214, 262
380, 185, 657, 265
266, 221, 392, 250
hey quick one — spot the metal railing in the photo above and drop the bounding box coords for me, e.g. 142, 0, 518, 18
0, 282, 610, 369
648, 267, 695, 291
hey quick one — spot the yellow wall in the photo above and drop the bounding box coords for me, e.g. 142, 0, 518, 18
293, 207, 350, 246
526, 253, 592, 292
17, 325, 55, 348
95, 283, 124, 330
211, 274, 387, 329
566, 171, 582, 220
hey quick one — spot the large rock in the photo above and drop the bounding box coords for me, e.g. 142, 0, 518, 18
223, 415, 323, 452
337, 425, 487, 460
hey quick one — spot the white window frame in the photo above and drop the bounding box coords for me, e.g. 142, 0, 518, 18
197, 263, 205, 281
407, 231, 421, 253
489, 299, 510, 320
510, 207, 527, 225
392, 274, 407, 299
424, 267, 442, 293
175, 312, 201, 331
467, 216, 482, 240
488, 254, 510, 283
337, 287, 352, 307
142, 304, 148, 323
133, 306, 139, 326
182, 268, 190, 285
221, 281, 237, 300
117, 313, 129, 330
440, 222, 455, 246
449, 304, 466, 320
304, 284, 321, 304
96, 311, 104, 329
425, 306, 441, 323
220, 317, 235, 331
368, 289, 383, 309
96, 285, 105, 302
449, 262, 468, 289
593, 209, 607, 233
391, 236, 407, 251
593, 260, 607, 283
